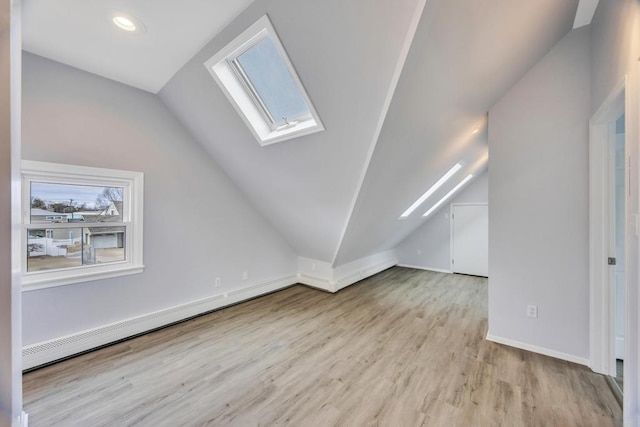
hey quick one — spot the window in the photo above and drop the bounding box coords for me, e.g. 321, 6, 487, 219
205, 15, 324, 146
22, 161, 144, 290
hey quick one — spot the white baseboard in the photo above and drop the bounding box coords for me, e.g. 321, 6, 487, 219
4, 412, 28, 427
397, 264, 452, 274
486, 333, 590, 366
23, 259, 400, 370
22, 275, 297, 370
19, 412, 28, 427
297, 273, 334, 292
334, 258, 397, 291
298, 257, 397, 293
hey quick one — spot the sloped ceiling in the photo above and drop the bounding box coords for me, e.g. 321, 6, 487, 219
24, 0, 583, 266
333, 0, 579, 265
159, 0, 425, 261
161, 0, 578, 265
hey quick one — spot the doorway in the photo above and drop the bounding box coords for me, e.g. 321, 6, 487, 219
451, 203, 488, 277
613, 114, 626, 391
589, 77, 628, 391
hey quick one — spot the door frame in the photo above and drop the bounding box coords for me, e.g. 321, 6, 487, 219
589, 75, 629, 376
450, 202, 488, 275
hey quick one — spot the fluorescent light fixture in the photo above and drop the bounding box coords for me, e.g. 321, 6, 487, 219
399, 163, 462, 218
422, 174, 474, 217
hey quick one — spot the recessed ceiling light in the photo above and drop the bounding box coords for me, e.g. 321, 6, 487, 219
110, 12, 146, 34
422, 174, 474, 218
399, 163, 463, 219
113, 16, 137, 32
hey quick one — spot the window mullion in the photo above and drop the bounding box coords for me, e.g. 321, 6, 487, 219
229, 59, 279, 129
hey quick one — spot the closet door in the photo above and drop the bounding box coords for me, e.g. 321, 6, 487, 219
452, 204, 488, 277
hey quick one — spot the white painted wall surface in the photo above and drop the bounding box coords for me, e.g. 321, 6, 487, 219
0, 1, 22, 425
21, 53, 298, 345
488, 27, 591, 360
590, 1, 640, 423
396, 171, 488, 272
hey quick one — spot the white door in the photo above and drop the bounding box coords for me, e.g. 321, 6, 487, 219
613, 125, 625, 360
452, 204, 488, 277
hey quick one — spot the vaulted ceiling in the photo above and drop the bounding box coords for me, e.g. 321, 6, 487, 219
23, 0, 589, 266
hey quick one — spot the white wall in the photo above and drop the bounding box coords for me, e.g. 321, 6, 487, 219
21, 53, 298, 345
590, 1, 640, 423
488, 27, 591, 361
396, 171, 488, 272
0, 0, 22, 425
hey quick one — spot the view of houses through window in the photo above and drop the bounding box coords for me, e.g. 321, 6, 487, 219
27, 182, 126, 272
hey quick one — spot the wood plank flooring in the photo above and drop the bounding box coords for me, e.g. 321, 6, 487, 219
23, 267, 621, 426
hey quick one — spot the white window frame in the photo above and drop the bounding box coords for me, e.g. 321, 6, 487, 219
204, 15, 324, 146
21, 160, 144, 290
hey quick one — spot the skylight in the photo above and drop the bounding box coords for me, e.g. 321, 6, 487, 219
399, 163, 462, 219
205, 15, 324, 146
234, 36, 311, 128
423, 174, 474, 218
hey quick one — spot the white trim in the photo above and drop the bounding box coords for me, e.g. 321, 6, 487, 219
22, 265, 145, 291
204, 15, 324, 146
334, 257, 397, 291
296, 273, 334, 293
17, 412, 28, 427
589, 76, 628, 376
9, 2, 23, 422
397, 264, 452, 274
297, 256, 398, 293
486, 333, 590, 367
22, 274, 298, 370
330, 0, 436, 265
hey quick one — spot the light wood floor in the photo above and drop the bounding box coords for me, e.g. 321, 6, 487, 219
23, 267, 621, 426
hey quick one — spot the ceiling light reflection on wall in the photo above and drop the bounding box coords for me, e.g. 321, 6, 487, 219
422, 174, 474, 218
399, 162, 463, 219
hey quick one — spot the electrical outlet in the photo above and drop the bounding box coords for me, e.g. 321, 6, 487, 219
215, 277, 221, 287
527, 305, 538, 318
242, 271, 248, 281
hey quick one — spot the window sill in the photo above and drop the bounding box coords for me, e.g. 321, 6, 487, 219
22, 264, 145, 292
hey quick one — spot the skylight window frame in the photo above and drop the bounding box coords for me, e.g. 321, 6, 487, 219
227, 43, 313, 131
205, 15, 324, 146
